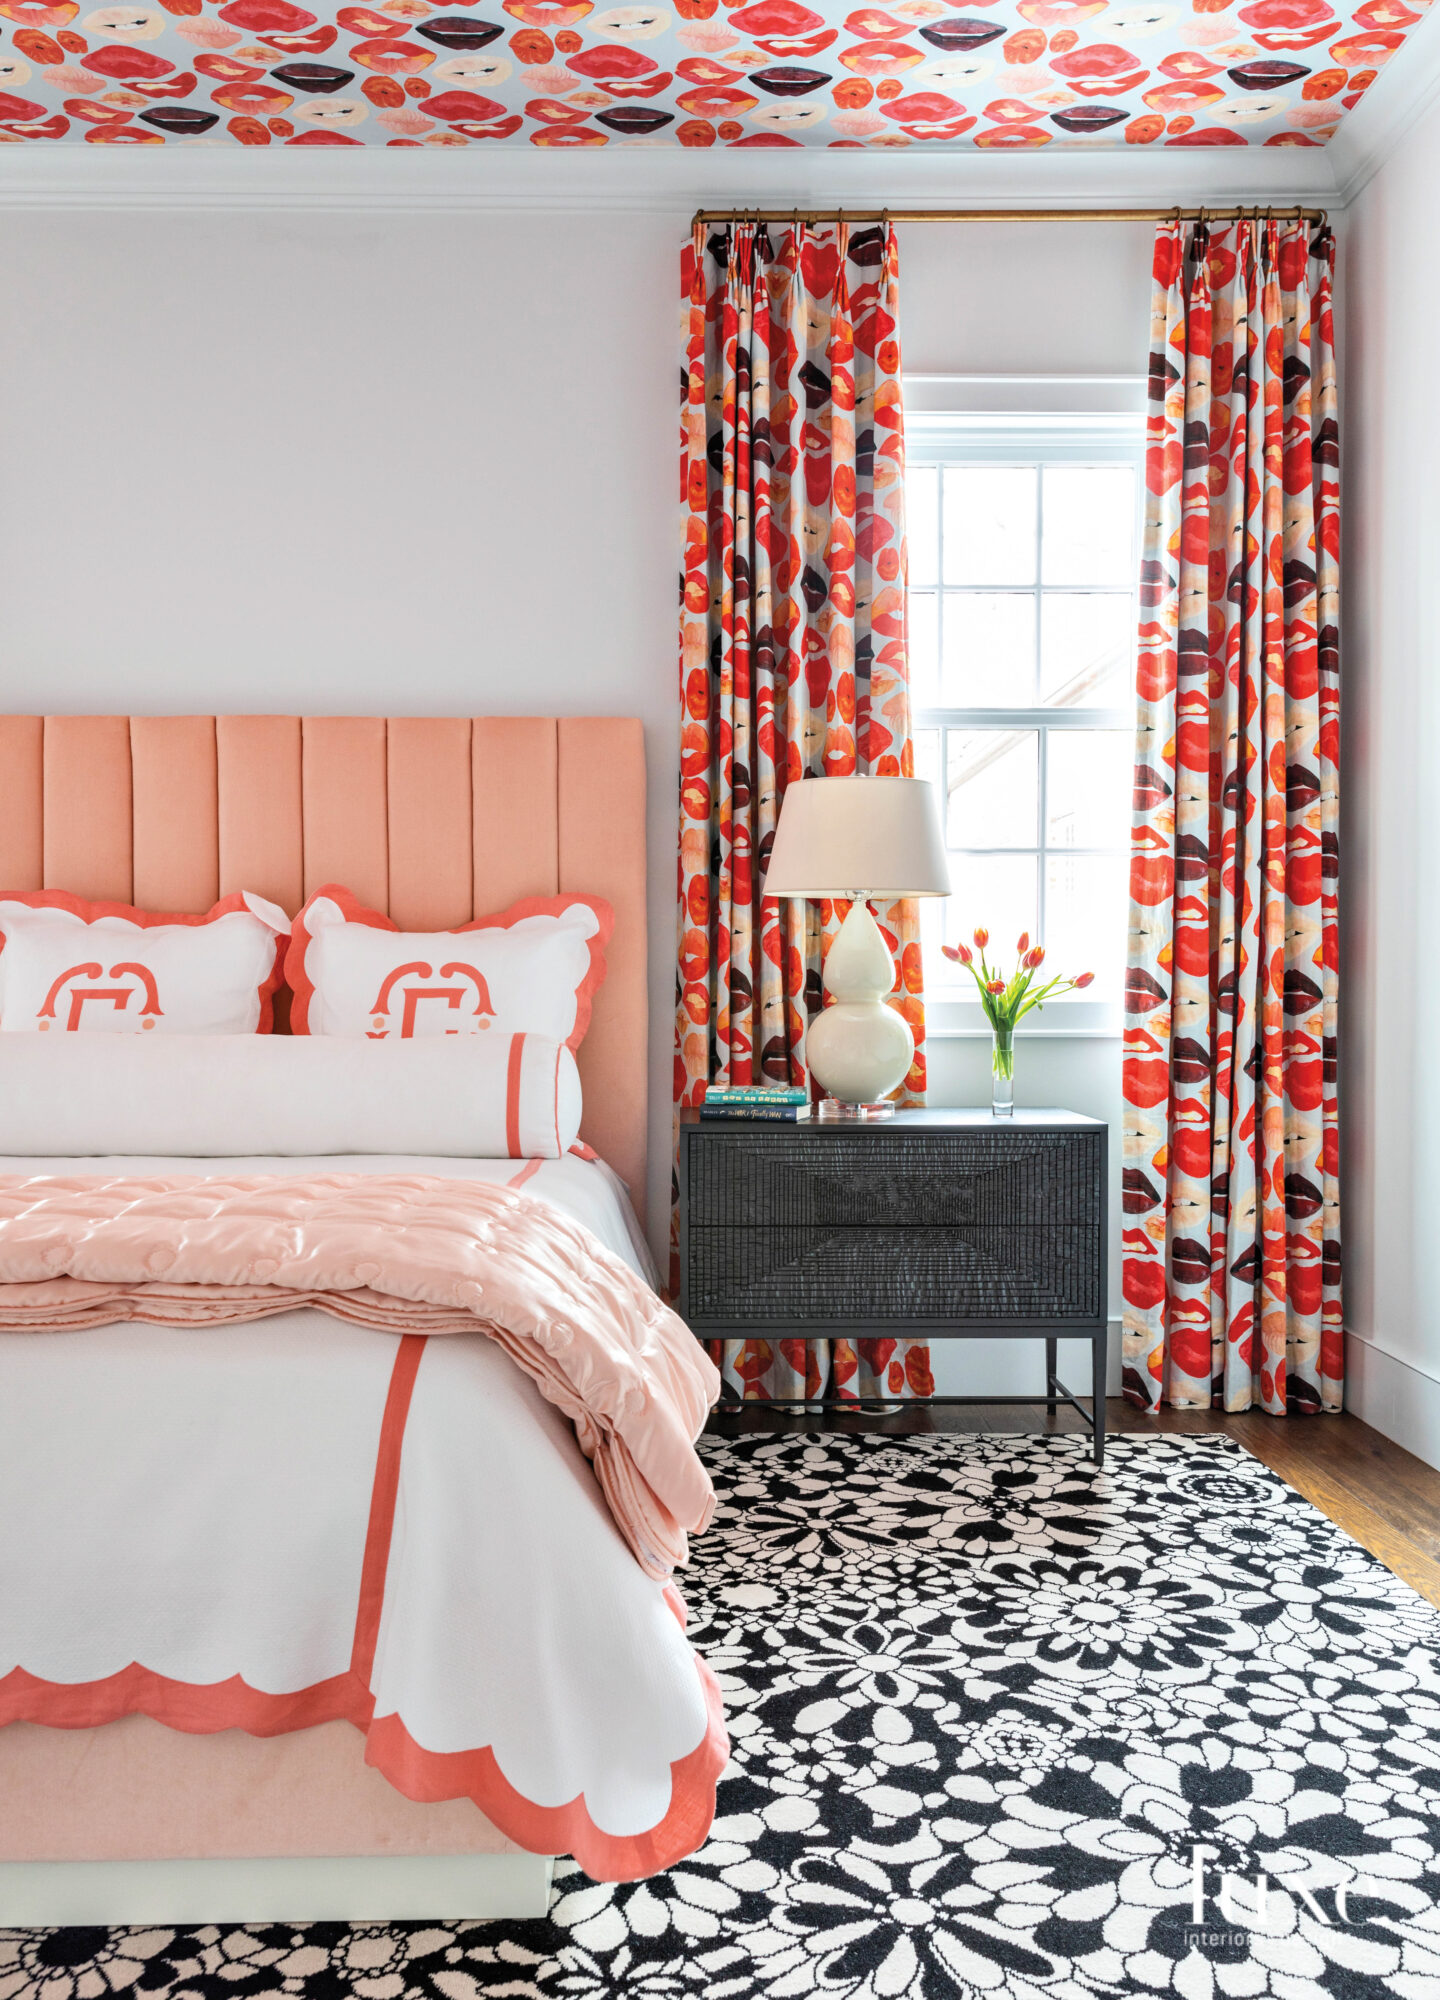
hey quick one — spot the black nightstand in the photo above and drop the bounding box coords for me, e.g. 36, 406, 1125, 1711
678, 1106, 1110, 1465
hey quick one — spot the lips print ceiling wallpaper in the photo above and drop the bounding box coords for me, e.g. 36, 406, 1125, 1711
0, 0, 1425, 147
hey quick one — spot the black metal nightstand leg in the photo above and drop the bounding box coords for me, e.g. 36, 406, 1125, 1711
1044, 1336, 1058, 1413
1091, 1327, 1107, 1467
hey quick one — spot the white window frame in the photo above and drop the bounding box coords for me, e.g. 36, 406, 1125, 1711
905, 384, 1146, 1039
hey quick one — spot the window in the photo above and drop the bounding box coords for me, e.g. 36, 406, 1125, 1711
906, 407, 1144, 1033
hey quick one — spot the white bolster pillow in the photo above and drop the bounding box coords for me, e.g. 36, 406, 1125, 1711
0, 1032, 583, 1159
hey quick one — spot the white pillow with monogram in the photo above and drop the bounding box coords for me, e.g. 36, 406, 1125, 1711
0, 891, 290, 1035
286, 883, 611, 1048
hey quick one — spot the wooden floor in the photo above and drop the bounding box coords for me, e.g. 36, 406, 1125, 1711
707, 1398, 1440, 1609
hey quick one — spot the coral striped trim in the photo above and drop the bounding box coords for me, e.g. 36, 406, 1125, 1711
505, 1033, 525, 1160
351, 1334, 426, 1686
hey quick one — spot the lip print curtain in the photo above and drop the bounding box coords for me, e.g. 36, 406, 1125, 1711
1124, 216, 1340, 1416
675, 217, 931, 1406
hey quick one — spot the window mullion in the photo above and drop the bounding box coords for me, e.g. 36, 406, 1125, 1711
1034, 466, 1045, 952
934, 463, 947, 809
1037, 725, 1047, 950
940, 724, 949, 845
1033, 466, 1044, 704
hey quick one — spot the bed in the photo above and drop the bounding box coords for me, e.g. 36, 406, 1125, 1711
0, 714, 723, 1926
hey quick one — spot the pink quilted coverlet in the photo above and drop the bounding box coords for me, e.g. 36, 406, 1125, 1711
0, 1173, 719, 1580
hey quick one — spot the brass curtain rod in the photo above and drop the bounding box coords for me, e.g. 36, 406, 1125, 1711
692, 204, 1329, 227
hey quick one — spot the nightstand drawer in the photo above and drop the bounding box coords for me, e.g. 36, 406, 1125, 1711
686, 1127, 1104, 1230
678, 1106, 1110, 1453
686, 1222, 1104, 1325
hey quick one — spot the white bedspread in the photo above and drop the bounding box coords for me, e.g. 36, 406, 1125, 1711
0, 1155, 724, 1882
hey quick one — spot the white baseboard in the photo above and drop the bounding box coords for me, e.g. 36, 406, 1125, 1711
936, 1328, 1440, 1459
929, 1322, 1121, 1401
1345, 1334, 1440, 1472
0, 1852, 554, 1926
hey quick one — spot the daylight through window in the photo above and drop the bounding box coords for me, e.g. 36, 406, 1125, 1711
905, 411, 1143, 1031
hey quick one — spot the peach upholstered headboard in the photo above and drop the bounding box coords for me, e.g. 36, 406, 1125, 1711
0, 715, 648, 1222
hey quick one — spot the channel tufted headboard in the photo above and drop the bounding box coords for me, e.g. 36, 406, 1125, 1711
0, 715, 648, 1222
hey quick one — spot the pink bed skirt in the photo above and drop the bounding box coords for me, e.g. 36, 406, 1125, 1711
0, 1716, 521, 1863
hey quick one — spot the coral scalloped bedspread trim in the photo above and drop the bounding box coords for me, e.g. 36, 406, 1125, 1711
0, 1616, 729, 1884
0, 1172, 720, 1581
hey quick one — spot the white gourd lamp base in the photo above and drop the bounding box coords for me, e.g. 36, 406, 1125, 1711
805, 897, 913, 1114
760, 775, 951, 1117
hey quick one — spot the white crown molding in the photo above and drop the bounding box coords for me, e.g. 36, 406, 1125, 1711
1329, 1, 1440, 203
0, 134, 1340, 215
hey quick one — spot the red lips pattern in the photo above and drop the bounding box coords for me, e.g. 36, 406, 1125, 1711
0, 0, 1420, 147
673, 221, 929, 1406
1122, 218, 1341, 1420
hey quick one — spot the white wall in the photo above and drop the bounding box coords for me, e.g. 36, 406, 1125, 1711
0, 209, 683, 1246
1341, 103, 1440, 1465
0, 208, 1152, 1394
902, 219, 1153, 378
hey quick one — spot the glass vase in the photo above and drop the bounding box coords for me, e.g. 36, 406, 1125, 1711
991, 1024, 1014, 1117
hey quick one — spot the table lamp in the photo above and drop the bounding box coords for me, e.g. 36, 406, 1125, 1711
763, 775, 950, 1115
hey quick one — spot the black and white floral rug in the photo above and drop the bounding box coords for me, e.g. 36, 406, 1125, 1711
7, 1431, 1440, 2000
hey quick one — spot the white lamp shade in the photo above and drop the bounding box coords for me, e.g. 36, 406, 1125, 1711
763, 776, 951, 899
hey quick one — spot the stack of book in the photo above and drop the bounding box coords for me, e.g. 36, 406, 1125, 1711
700, 1085, 811, 1122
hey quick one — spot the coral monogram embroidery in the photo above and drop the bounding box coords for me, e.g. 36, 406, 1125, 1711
0, 891, 290, 1036
367, 961, 495, 1037
286, 887, 610, 1050
37, 962, 163, 1030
